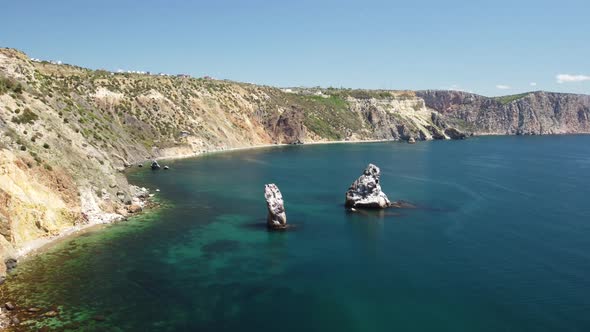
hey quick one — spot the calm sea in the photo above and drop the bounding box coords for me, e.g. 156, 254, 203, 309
4, 136, 590, 331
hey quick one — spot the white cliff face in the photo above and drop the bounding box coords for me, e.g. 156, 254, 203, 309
264, 184, 287, 229
346, 96, 449, 140
345, 164, 391, 209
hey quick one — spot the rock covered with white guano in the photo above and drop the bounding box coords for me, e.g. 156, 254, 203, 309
345, 164, 391, 208
151, 160, 161, 170
264, 184, 287, 229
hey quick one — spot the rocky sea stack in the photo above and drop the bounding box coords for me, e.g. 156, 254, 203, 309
264, 184, 287, 229
345, 164, 391, 209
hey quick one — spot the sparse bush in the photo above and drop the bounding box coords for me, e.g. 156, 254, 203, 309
43, 143, 50, 149
30, 151, 42, 165
11, 108, 39, 124
0, 76, 23, 95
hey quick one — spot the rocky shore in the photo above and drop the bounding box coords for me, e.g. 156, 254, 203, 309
0, 185, 157, 330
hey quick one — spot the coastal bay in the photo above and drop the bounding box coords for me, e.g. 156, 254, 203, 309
2, 136, 590, 331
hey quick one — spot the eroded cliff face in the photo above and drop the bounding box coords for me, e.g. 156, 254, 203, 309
347, 95, 455, 140
416, 90, 590, 135
0, 150, 79, 252
0, 47, 589, 279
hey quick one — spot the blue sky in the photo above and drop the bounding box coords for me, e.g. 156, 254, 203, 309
1, 0, 589, 96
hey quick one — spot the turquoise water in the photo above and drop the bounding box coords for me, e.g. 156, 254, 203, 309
4, 136, 590, 331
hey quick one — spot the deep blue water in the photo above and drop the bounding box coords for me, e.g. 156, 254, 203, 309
4, 136, 590, 331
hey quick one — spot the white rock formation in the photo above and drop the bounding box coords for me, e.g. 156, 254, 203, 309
264, 184, 287, 229
345, 164, 391, 209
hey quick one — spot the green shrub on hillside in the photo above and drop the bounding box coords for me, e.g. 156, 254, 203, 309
300, 95, 363, 139
11, 108, 39, 124
0, 76, 23, 95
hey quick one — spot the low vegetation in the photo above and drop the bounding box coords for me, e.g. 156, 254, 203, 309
494, 93, 529, 105
11, 108, 39, 124
0, 75, 23, 95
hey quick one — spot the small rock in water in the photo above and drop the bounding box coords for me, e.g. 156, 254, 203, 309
138, 164, 143, 168
408, 137, 416, 144
163, 165, 169, 170
264, 184, 287, 229
27, 307, 41, 313
345, 164, 391, 209
155, 189, 160, 192
43, 310, 58, 317
4, 302, 15, 311
151, 160, 161, 170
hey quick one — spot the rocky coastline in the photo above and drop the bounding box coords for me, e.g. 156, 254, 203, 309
1, 46, 590, 330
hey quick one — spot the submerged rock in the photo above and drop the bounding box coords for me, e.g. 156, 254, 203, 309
390, 200, 417, 209
345, 164, 391, 209
264, 184, 287, 229
151, 160, 161, 170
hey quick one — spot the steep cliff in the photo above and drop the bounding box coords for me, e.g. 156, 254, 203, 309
416, 90, 590, 135
0, 47, 589, 279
